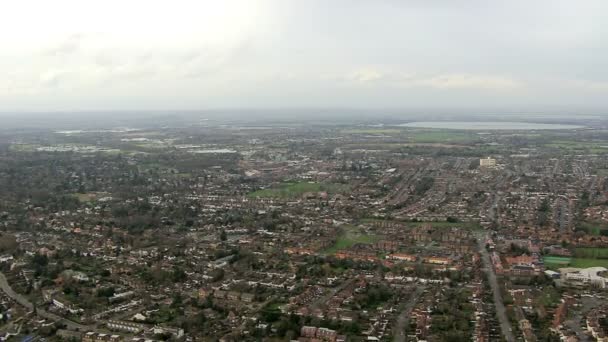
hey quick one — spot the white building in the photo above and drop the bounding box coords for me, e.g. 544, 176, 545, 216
559, 267, 608, 288
479, 157, 496, 167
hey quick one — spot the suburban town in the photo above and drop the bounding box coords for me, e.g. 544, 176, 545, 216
2, 0, 608, 340
0, 115, 608, 341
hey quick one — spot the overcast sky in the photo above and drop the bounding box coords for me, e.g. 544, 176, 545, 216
1, 0, 607, 112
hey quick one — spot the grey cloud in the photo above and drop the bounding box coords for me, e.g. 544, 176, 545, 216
2, 1, 608, 111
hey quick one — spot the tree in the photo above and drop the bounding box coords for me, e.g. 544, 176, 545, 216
171, 266, 187, 282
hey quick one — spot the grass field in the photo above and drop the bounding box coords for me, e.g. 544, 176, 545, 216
72, 193, 98, 202
248, 182, 349, 198
9, 143, 40, 152
545, 140, 608, 154
324, 225, 379, 255
407, 131, 480, 144
408, 221, 483, 230
543, 256, 572, 270
577, 222, 607, 236
543, 254, 608, 269
361, 218, 482, 230
574, 247, 608, 259
570, 258, 608, 268
341, 128, 402, 134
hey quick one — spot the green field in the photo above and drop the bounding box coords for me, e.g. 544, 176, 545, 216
543, 256, 571, 264
341, 128, 402, 134
9, 143, 40, 152
545, 140, 608, 154
543, 254, 608, 270
570, 258, 608, 268
248, 182, 349, 198
361, 218, 482, 230
72, 193, 98, 202
577, 222, 607, 236
574, 247, 608, 259
407, 130, 480, 144
323, 225, 379, 255
408, 221, 483, 230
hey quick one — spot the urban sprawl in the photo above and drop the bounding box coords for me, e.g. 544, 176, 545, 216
1, 119, 608, 342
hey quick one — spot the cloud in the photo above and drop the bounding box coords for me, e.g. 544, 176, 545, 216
42, 33, 89, 56
39, 69, 68, 87
349, 69, 385, 83
419, 74, 522, 90
567, 79, 608, 92
343, 68, 523, 91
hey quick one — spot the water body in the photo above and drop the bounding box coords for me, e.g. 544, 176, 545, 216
189, 149, 237, 154
398, 121, 584, 130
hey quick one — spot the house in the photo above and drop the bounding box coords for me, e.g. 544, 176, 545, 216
241, 293, 255, 303
423, 256, 450, 265
387, 253, 416, 262
107, 320, 146, 334
227, 291, 241, 301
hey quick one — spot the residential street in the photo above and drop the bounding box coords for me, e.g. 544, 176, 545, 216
393, 286, 426, 342
0, 271, 91, 331
477, 233, 515, 342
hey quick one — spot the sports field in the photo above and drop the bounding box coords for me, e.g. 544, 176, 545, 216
323, 225, 379, 255
543, 254, 608, 270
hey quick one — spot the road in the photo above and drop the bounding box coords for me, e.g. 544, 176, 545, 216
477, 233, 515, 342
563, 296, 601, 342
0, 271, 91, 331
310, 278, 355, 311
393, 286, 425, 342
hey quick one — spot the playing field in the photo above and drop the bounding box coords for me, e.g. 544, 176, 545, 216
543, 255, 608, 269
574, 247, 608, 259
323, 225, 379, 255
407, 131, 480, 144
361, 218, 482, 230
577, 222, 608, 236
543, 256, 571, 265
341, 128, 402, 134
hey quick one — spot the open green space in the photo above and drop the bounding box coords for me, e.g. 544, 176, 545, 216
323, 225, 379, 255
543, 255, 571, 264
570, 258, 608, 268
577, 222, 608, 236
543, 254, 608, 269
361, 218, 482, 230
248, 182, 349, 198
71, 193, 98, 202
545, 140, 608, 154
9, 143, 40, 152
407, 130, 480, 144
573, 247, 608, 259
408, 220, 483, 230
341, 128, 402, 134
543, 256, 572, 270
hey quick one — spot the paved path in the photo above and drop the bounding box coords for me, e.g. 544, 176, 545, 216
0, 271, 91, 331
393, 286, 425, 342
310, 278, 355, 310
477, 233, 515, 342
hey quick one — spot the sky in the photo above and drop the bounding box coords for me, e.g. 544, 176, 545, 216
1, 0, 608, 113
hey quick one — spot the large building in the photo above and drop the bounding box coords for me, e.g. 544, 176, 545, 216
559, 267, 608, 288
479, 157, 497, 167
